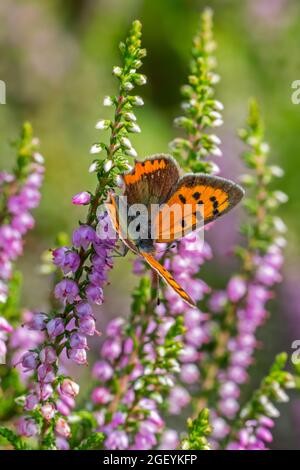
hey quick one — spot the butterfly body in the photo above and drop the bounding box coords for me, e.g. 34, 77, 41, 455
107, 154, 244, 307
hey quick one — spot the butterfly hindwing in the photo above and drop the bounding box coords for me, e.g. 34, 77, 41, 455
123, 154, 180, 206
155, 173, 244, 242
141, 252, 196, 307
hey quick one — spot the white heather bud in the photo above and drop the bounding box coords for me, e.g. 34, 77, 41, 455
209, 73, 221, 84
128, 123, 141, 133
211, 118, 224, 127
260, 142, 270, 153
95, 119, 110, 130
134, 74, 147, 85
265, 403, 280, 418
103, 96, 113, 107
90, 143, 102, 155
157, 346, 165, 357
132, 96, 144, 106
125, 147, 138, 158
112, 66, 122, 76
144, 366, 153, 375
285, 375, 296, 388
181, 441, 190, 450
209, 162, 220, 174
32, 137, 40, 146
210, 134, 222, 145
273, 217, 287, 233
116, 175, 125, 188
124, 82, 134, 91
274, 386, 289, 403
158, 376, 168, 386
33, 152, 44, 164
89, 161, 98, 173
248, 136, 259, 146
274, 236, 287, 248
210, 111, 222, 120
120, 137, 132, 149
134, 379, 143, 390
151, 393, 163, 404
211, 146, 223, 157
104, 160, 113, 172
214, 100, 224, 111
270, 165, 284, 177
165, 376, 174, 387
274, 190, 288, 203
124, 112, 137, 122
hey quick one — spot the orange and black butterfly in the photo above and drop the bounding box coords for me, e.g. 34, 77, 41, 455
107, 154, 244, 307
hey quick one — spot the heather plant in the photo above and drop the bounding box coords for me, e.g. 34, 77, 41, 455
0, 9, 298, 451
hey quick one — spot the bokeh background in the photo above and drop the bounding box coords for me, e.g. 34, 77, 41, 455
0, 0, 299, 449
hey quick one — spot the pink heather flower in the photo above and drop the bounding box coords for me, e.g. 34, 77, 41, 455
0, 340, 7, 362
55, 417, 71, 438
106, 317, 124, 336
0, 316, 13, 333
92, 360, 114, 381
256, 263, 281, 286
46, 317, 65, 338
72, 191, 91, 205
85, 284, 104, 305
69, 348, 87, 365
79, 315, 98, 336
180, 363, 200, 384
227, 276, 247, 303
219, 398, 240, 418
39, 384, 53, 401
169, 386, 191, 415
211, 417, 230, 440
28, 312, 47, 330
105, 430, 129, 450
40, 346, 57, 364
75, 302, 93, 318
259, 416, 275, 428
24, 394, 39, 411
54, 279, 79, 304
256, 426, 273, 443
52, 248, 80, 274
41, 402, 56, 421
18, 417, 38, 437
91, 386, 111, 404
60, 379, 80, 398
72, 225, 95, 250
219, 381, 240, 399
55, 436, 70, 450
159, 429, 179, 450
70, 332, 88, 350
134, 431, 157, 450
21, 351, 39, 371
37, 364, 56, 383
209, 290, 228, 313
12, 212, 35, 234
101, 338, 122, 361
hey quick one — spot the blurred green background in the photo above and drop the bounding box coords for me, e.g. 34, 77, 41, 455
0, 0, 299, 449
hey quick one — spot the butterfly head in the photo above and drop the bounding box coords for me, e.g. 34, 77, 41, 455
135, 238, 155, 253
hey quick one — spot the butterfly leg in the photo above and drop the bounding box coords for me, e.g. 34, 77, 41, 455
112, 240, 129, 258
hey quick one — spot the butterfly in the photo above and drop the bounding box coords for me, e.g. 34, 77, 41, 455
106, 154, 244, 307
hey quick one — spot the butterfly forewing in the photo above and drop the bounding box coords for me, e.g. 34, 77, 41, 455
123, 155, 180, 206
154, 173, 244, 243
